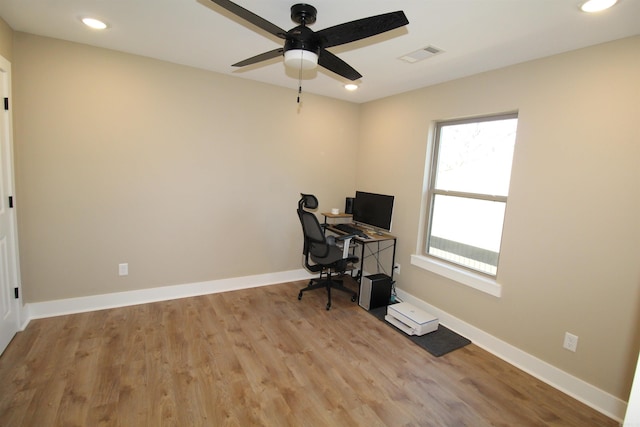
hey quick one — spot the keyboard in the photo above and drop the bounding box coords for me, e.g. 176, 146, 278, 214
333, 223, 370, 239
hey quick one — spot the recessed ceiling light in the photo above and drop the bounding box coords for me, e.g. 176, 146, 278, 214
344, 84, 358, 91
81, 17, 108, 30
580, 0, 618, 12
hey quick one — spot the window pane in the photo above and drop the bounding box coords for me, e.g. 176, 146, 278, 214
428, 194, 505, 275
435, 118, 517, 196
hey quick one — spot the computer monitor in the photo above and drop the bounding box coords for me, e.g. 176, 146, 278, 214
352, 191, 395, 232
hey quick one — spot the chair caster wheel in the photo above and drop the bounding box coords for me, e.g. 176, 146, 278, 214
351, 295, 357, 302
298, 291, 303, 300
326, 303, 331, 310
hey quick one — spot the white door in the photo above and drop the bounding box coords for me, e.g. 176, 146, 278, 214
0, 55, 20, 355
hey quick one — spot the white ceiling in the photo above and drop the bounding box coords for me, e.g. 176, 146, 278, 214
0, 0, 638, 103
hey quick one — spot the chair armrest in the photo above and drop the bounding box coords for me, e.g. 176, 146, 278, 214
335, 234, 356, 242
336, 235, 356, 259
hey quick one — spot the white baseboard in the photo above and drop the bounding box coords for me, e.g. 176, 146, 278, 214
395, 288, 626, 423
24, 269, 314, 322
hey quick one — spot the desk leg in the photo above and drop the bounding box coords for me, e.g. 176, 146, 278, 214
390, 238, 397, 283
354, 242, 365, 285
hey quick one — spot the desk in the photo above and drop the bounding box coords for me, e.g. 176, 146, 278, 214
322, 218, 397, 286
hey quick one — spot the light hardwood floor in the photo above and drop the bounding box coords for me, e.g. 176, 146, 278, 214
0, 280, 617, 426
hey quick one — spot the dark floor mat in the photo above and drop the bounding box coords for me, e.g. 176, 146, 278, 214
369, 305, 471, 357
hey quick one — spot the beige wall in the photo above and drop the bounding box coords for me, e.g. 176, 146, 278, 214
0, 17, 12, 61
9, 25, 640, 403
358, 36, 640, 400
12, 33, 359, 302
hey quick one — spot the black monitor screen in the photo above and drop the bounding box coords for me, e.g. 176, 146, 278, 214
352, 191, 395, 231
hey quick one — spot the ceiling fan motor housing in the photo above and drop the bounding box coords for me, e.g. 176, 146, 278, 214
284, 26, 320, 55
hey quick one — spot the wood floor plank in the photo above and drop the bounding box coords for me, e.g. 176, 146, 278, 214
0, 280, 618, 426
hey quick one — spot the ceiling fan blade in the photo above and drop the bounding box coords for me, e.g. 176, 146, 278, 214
208, 0, 287, 39
318, 49, 362, 81
316, 11, 409, 48
232, 48, 284, 67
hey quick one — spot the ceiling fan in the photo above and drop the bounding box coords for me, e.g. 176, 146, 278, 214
207, 0, 409, 81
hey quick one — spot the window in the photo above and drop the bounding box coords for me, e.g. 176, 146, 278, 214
425, 113, 518, 276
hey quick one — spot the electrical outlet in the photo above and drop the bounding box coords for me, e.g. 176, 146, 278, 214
394, 263, 401, 275
563, 332, 578, 352
118, 263, 128, 276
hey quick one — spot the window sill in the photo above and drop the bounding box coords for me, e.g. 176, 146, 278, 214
410, 254, 502, 298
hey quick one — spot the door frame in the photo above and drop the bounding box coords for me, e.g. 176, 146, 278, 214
0, 53, 23, 354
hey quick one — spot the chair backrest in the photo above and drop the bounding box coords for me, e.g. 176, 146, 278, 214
297, 194, 329, 259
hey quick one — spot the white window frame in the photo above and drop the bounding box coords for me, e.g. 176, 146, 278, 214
412, 112, 518, 298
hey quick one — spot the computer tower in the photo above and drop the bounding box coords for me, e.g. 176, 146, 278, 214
359, 273, 392, 310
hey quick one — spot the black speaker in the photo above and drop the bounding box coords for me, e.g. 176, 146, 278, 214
345, 197, 355, 214
359, 274, 392, 310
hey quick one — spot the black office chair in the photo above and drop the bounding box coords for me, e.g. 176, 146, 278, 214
297, 194, 359, 310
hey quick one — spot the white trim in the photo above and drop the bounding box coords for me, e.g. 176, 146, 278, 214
395, 288, 626, 423
411, 254, 502, 297
623, 351, 640, 426
24, 269, 314, 321
0, 55, 24, 348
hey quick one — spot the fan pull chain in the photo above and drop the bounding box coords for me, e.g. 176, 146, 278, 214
297, 54, 304, 104
297, 16, 307, 104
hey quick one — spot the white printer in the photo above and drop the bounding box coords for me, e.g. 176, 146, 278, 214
385, 302, 439, 336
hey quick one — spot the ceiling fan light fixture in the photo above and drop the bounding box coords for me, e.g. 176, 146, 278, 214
580, 0, 618, 12
284, 49, 318, 70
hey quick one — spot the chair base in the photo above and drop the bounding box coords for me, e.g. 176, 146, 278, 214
298, 274, 358, 310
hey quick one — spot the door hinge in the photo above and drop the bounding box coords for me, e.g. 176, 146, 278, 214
14, 288, 19, 299
8, 196, 13, 208
3, 97, 8, 111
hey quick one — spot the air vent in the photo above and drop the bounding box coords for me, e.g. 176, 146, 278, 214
399, 45, 444, 63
